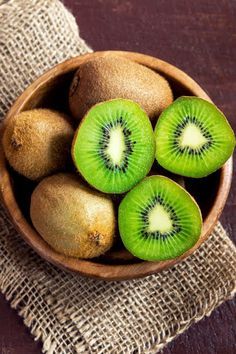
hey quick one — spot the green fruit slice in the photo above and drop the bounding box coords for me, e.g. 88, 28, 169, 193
118, 175, 202, 261
72, 99, 155, 193
154, 96, 235, 178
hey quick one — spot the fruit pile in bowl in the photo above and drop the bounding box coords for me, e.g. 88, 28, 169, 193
0, 52, 234, 280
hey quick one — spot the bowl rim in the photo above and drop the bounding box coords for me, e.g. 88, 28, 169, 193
0, 50, 233, 280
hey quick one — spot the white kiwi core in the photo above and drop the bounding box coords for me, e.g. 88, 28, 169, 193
148, 204, 173, 233
105, 126, 126, 165
179, 123, 207, 149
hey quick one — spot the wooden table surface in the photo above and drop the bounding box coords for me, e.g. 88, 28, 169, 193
0, 0, 235, 353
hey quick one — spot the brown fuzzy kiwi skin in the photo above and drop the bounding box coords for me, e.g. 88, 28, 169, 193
69, 56, 173, 121
30, 173, 116, 259
2, 109, 74, 180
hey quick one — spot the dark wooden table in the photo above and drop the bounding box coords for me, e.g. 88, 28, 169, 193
0, 1, 235, 353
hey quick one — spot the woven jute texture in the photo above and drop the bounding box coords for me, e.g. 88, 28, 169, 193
0, 1, 236, 353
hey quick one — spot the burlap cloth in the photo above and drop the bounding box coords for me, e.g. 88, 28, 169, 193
0, 1, 235, 353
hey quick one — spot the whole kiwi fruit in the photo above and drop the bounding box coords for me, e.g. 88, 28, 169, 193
69, 55, 173, 121
30, 173, 116, 259
3, 109, 74, 180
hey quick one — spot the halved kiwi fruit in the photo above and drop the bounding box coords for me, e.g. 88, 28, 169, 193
72, 99, 155, 193
154, 96, 235, 178
118, 175, 202, 261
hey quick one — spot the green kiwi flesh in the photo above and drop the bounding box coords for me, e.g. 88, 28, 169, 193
118, 175, 202, 261
69, 55, 173, 121
72, 99, 155, 193
155, 97, 235, 178
30, 173, 115, 259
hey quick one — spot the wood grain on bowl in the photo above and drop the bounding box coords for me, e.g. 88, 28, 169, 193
0, 51, 233, 280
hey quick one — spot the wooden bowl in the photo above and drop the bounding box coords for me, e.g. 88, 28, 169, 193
0, 51, 233, 280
